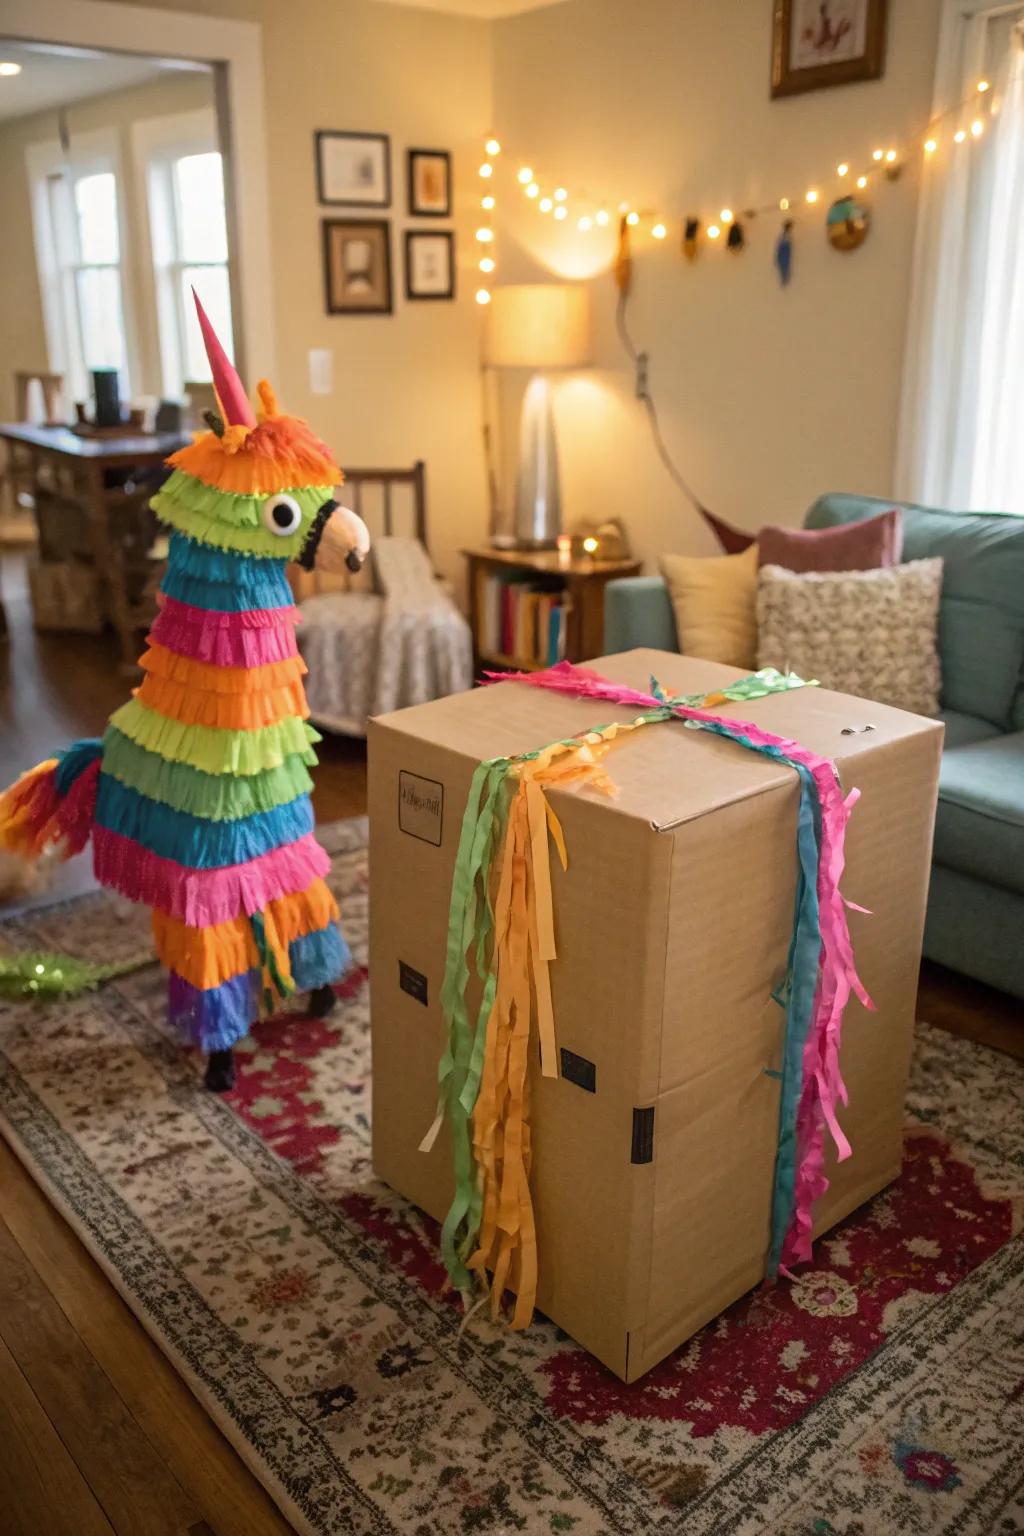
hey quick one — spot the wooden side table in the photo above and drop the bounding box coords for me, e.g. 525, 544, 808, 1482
462, 546, 642, 673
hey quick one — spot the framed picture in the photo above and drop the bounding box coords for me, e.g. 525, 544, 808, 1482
322, 219, 392, 315
405, 230, 455, 301
771, 0, 887, 97
407, 148, 451, 217
315, 130, 391, 207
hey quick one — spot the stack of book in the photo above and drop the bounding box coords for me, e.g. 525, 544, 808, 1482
477, 570, 569, 667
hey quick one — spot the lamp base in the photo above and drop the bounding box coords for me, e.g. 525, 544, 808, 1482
514, 372, 561, 548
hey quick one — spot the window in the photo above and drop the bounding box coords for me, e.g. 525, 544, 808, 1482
27, 135, 131, 404
140, 111, 234, 397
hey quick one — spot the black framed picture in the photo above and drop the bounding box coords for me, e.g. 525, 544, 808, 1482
407, 148, 451, 217
315, 130, 391, 207
322, 219, 393, 315
405, 230, 455, 301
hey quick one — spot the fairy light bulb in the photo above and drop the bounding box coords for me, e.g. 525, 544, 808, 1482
476, 289, 491, 305
485, 137, 501, 155
476, 227, 494, 242
837, 162, 849, 177
479, 163, 493, 178
539, 196, 553, 212
596, 208, 609, 226
856, 175, 868, 189
779, 196, 790, 211
652, 222, 667, 239
885, 149, 897, 163
553, 205, 567, 221
578, 214, 593, 231
924, 138, 937, 155
954, 128, 967, 143
805, 188, 819, 204
872, 148, 884, 162
526, 182, 539, 198
971, 118, 984, 137
626, 210, 639, 225
481, 194, 495, 209
554, 187, 568, 202
517, 166, 533, 184
978, 79, 990, 93
720, 207, 733, 223
707, 223, 721, 239
617, 201, 629, 213
479, 256, 495, 273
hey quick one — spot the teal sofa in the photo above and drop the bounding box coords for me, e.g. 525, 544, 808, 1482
604, 493, 1024, 1000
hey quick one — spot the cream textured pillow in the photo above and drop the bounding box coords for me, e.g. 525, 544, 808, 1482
660, 543, 758, 668
756, 558, 943, 716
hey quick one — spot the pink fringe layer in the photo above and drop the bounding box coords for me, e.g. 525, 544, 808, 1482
92, 826, 330, 927
151, 597, 300, 668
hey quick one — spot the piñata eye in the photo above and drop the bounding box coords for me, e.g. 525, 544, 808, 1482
262, 493, 303, 536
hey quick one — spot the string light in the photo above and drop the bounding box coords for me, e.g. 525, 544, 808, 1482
837, 162, 849, 177
954, 128, 967, 143
479, 256, 495, 273
779, 197, 790, 211
707, 223, 721, 239
971, 118, 984, 137
978, 79, 990, 93
872, 148, 884, 162
856, 175, 868, 188
617, 201, 629, 213
652, 222, 667, 239
924, 138, 937, 155
479, 163, 493, 178
554, 205, 567, 220
517, 166, 533, 184
554, 187, 568, 202
596, 208, 609, 226
805, 188, 819, 203
481, 194, 495, 209
578, 214, 593, 231
539, 196, 553, 212
885, 148, 897, 163
626, 210, 639, 225
720, 207, 734, 223
476, 226, 494, 242
475, 289, 491, 305
526, 182, 540, 198
485, 137, 501, 155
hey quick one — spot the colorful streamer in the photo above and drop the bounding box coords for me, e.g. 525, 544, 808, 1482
429, 664, 871, 1326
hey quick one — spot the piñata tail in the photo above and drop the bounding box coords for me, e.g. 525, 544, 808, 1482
0, 292, 371, 1090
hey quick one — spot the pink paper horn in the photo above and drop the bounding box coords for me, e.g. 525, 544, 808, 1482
192, 287, 255, 429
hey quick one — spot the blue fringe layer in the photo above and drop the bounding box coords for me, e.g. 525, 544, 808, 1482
168, 922, 352, 1051
160, 534, 293, 613
94, 773, 314, 868
54, 738, 104, 797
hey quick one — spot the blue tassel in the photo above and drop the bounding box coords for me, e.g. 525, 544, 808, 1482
289, 922, 349, 992
95, 774, 314, 867
55, 738, 104, 798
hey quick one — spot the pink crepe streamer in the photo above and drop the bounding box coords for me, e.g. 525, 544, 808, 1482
93, 827, 329, 927
150, 598, 301, 668
497, 662, 874, 1272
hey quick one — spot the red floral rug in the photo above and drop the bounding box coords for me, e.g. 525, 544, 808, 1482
1, 819, 1022, 1536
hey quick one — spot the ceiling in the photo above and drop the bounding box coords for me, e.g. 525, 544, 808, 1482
369, 0, 570, 17
0, 40, 207, 125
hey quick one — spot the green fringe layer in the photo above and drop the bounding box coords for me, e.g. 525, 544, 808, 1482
101, 729, 316, 820
152, 471, 334, 560
108, 699, 320, 777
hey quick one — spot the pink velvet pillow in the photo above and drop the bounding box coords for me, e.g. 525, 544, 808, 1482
757, 508, 903, 572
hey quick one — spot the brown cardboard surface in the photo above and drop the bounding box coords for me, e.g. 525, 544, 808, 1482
369, 651, 943, 1382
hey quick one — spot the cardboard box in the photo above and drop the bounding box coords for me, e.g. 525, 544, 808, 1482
368, 650, 942, 1382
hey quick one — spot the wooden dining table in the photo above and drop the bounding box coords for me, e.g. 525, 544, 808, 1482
0, 422, 188, 670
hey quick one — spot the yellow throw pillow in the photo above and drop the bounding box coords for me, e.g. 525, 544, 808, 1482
659, 543, 758, 668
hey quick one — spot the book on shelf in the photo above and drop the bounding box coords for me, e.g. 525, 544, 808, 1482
476, 568, 569, 667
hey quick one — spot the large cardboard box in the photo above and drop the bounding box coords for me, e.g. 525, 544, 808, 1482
368, 651, 942, 1382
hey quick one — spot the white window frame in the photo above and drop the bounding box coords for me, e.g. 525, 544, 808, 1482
25, 127, 136, 404
132, 107, 232, 398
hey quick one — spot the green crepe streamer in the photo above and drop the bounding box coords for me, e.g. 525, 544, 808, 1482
0, 951, 152, 1001
153, 472, 333, 560
109, 700, 320, 778
102, 730, 316, 822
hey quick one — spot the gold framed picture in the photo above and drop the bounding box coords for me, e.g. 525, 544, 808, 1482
322, 219, 392, 316
772, 0, 887, 98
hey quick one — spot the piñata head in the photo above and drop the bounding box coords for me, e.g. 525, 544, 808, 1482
152, 291, 369, 573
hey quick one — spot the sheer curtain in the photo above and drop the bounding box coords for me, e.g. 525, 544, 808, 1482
896, 5, 1024, 514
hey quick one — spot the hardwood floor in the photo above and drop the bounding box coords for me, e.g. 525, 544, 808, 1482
0, 549, 1020, 1532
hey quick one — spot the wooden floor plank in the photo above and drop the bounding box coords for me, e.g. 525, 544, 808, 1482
0, 1329, 117, 1536
918, 960, 1024, 1060
0, 1214, 202, 1536
0, 1140, 295, 1536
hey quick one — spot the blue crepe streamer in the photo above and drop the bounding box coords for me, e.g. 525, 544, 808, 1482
161, 534, 293, 612
94, 773, 314, 867
54, 738, 104, 798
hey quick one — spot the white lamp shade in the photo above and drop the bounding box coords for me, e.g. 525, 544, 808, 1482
484, 283, 591, 370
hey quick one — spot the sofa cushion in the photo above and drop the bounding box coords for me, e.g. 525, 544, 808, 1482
938, 710, 1003, 751
660, 544, 758, 668
934, 732, 1024, 896
759, 507, 902, 572
805, 494, 1024, 730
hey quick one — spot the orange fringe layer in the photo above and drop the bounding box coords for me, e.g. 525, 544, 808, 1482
135, 672, 309, 731
152, 876, 339, 991
139, 645, 307, 696
0, 759, 59, 859
170, 414, 341, 495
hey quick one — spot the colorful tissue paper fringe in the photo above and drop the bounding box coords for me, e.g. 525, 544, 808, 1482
429, 662, 871, 1328
0, 299, 356, 1053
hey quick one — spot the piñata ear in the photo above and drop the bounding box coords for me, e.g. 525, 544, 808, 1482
256, 379, 280, 420
192, 288, 256, 429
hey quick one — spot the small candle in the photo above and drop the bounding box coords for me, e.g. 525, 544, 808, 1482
556, 534, 572, 569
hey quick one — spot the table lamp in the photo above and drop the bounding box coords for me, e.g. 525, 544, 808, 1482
485, 283, 591, 548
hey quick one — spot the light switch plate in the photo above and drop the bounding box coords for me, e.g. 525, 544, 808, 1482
308, 348, 332, 395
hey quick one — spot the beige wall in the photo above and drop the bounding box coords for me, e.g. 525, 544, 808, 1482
492, 0, 943, 562
0, 70, 215, 421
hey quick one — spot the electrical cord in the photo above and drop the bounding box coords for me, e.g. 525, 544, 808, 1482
615, 288, 709, 517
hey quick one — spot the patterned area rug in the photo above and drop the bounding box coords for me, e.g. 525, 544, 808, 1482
1, 818, 1022, 1536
